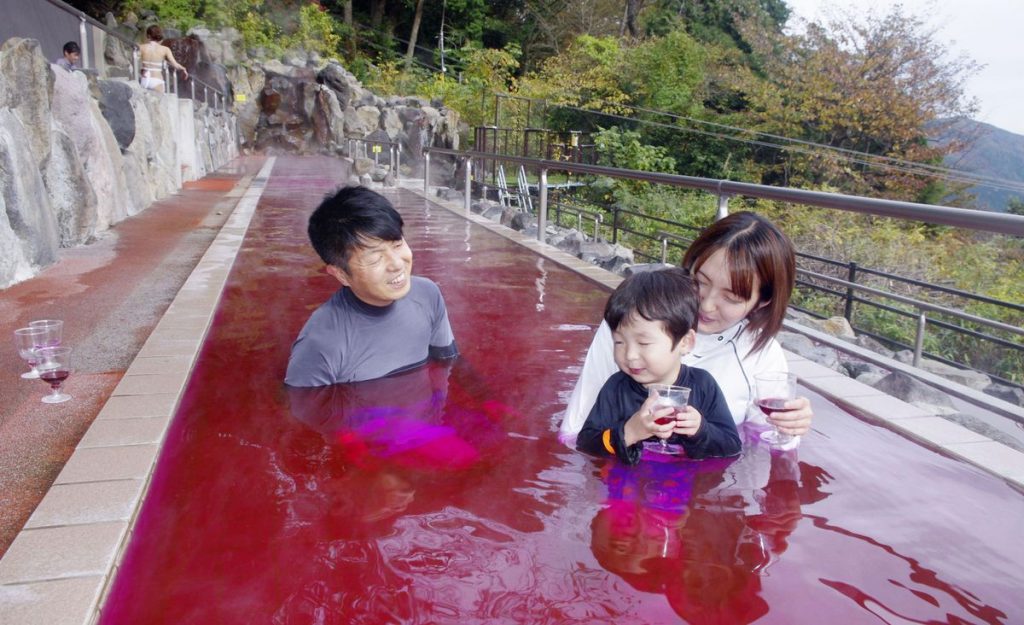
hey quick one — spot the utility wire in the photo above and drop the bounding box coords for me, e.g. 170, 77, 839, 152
615, 101, 1024, 192
497, 95, 1024, 194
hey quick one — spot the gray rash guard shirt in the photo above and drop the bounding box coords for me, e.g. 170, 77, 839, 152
285, 276, 457, 387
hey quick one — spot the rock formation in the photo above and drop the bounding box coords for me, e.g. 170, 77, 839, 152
0, 36, 236, 288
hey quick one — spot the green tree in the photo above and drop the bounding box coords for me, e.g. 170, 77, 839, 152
621, 29, 705, 115
285, 3, 342, 57
519, 35, 630, 132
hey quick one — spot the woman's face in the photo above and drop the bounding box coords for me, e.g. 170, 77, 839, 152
693, 248, 763, 335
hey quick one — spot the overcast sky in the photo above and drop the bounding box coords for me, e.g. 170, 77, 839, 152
785, 0, 1024, 136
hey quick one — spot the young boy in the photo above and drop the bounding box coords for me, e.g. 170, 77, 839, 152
54, 41, 80, 71
576, 267, 741, 464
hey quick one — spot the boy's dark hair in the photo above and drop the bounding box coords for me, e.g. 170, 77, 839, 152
307, 186, 404, 270
62, 41, 80, 55
604, 267, 699, 347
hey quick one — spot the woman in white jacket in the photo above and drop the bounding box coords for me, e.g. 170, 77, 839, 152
561, 211, 814, 445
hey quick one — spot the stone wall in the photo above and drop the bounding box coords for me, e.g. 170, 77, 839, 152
0, 37, 237, 288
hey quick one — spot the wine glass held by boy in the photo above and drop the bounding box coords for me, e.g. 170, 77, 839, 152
563, 212, 813, 448
576, 268, 741, 464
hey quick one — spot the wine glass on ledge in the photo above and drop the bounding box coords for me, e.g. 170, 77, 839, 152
36, 346, 72, 404
29, 319, 63, 348
13, 327, 46, 379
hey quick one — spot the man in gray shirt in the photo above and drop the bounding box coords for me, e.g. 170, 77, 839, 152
285, 186, 458, 387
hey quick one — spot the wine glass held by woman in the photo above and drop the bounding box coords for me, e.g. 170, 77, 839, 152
561, 211, 814, 444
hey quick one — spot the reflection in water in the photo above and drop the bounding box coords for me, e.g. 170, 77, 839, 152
591, 446, 828, 624
535, 257, 547, 312
286, 361, 480, 472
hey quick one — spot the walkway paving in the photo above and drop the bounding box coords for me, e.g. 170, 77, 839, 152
0, 156, 267, 558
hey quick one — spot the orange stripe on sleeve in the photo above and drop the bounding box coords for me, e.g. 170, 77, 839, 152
602, 429, 615, 455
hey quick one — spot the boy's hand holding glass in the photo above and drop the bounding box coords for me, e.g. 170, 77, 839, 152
642, 384, 691, 456
623, 394, 675, 447
669, 405, 702, 438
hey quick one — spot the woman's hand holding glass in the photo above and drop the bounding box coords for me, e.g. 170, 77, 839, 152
768, 396, 812, 437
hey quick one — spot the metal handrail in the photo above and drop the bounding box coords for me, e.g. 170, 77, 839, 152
423, 148, 1024, 237
550, 200, 603, 240
796, 268, 1022, 367
796, 270, 1023, 337
186, 74, 230, 106
348, 137, 401, 179
655, 230, 694, 264
422, 145, 1024, 392
797, 250, 1024, 313
42, 0, 137, 47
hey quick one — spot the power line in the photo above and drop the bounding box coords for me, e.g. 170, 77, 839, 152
614, 102, 1024, 193
494, 94, 1024, 195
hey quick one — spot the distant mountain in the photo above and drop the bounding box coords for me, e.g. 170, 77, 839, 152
931, 118, 1024, 212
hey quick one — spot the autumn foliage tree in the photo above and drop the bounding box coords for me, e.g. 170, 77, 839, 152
739, 6, 980, 201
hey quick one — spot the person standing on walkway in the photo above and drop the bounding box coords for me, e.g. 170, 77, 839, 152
285, 186, 459, 387
54, 41, 80, 71
139, 25, 187, 93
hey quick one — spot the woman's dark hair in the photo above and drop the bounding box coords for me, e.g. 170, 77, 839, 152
604, 267, 699, 347
146, 25, 163, 42
307, 186, 404, 270
682, 211, 795, 354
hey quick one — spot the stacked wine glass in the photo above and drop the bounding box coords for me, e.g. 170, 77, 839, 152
12, 319, 72, 404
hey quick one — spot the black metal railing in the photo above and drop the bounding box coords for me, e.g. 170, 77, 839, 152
422, 147, 1024, 409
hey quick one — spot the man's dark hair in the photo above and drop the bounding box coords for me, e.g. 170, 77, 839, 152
307, 186, 404, 270
604, 267, 699, 347
63, 41, 80, 55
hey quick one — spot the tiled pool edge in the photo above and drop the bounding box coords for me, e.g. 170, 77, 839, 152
0, 157, 276, 625
405, 180, 1024, 489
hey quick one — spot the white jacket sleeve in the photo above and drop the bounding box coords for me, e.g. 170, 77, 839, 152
559, 321, 618, 438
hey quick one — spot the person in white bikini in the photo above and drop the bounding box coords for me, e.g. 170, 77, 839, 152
139, 25, 187, 93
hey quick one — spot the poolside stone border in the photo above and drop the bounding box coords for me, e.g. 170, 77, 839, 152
0, 157, 277, 625
404, 179, 1024, 489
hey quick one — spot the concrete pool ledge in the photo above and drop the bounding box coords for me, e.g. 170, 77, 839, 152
0, 158, 276, 625
406, 179, 1024, 489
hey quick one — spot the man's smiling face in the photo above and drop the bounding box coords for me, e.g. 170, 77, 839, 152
328, 236, 413, 306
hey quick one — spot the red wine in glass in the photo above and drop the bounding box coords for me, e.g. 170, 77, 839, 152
756, 398, 791, 416
754, 373, 797, 448
35, 346, 72, 404
40, 369, 70, 387
654, 407, 683, 425
646, 385, 691, 455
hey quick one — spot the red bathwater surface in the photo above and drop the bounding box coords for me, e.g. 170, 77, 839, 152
100, 156, 1024, 624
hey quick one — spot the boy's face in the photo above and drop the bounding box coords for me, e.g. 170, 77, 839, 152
326, 236, 413, 306
64, 50, 80, 65
611, 314, 695, 387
